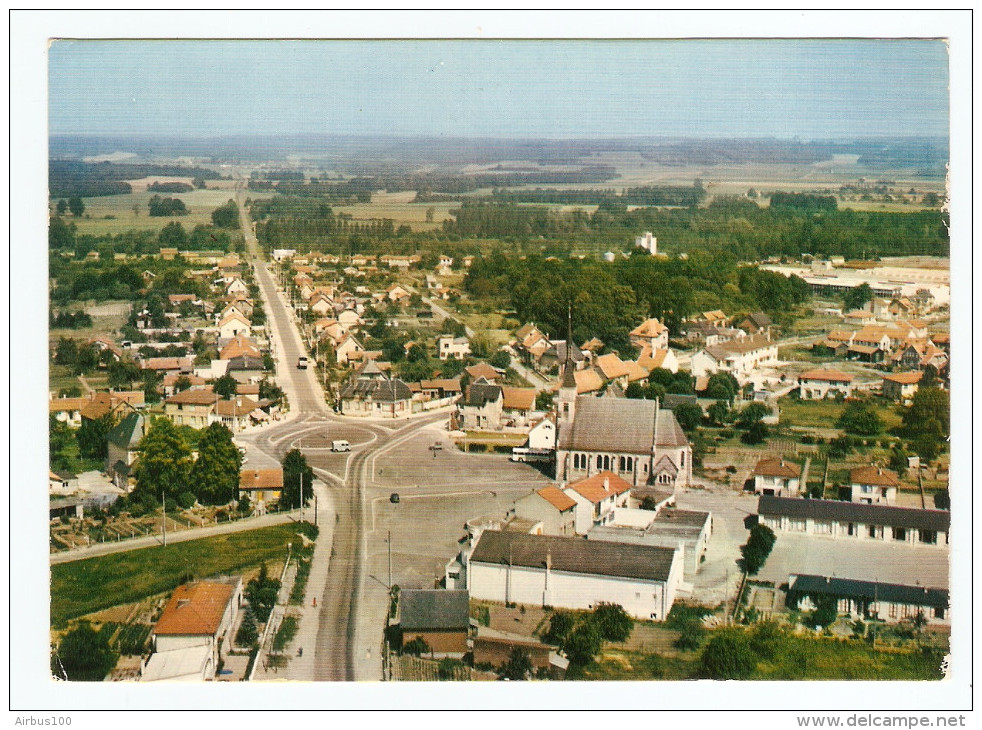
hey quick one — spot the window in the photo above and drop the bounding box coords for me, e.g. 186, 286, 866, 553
934, 606, 945, 619
893, 527, 907, 541
919, 530, 937, 545
868, 525, 878, 539
680, 451, 685, 467
847, 522, 856, 536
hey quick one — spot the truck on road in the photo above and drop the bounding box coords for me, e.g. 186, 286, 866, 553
297, 356, 309, 369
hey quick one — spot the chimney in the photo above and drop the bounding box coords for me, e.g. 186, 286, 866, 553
603, 477, 610, 491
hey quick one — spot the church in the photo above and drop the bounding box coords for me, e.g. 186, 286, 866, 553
553, 329, 692, 488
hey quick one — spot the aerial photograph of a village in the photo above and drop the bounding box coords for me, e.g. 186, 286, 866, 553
10, 8, 972, 719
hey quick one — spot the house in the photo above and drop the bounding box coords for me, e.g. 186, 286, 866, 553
526, 413, 557, 451
314, 318, 346, 342
473, 627, 567, 679
398, 590, 470, 657
539, 341, 586, 373
238, 468, 283, 514
689, 334, 778, 381
882, 371, 924, 404
225, 278, 249, 297
682, 322, 745, 347
593, 353, 633, 388
49, 397, 90, 428
847, 465, 899, 505
513, 485, 578, 537
217, 312, 251, 340
756, 495, 949, 547
106, 412, 145, 489
563, 471, 633, 535
555, 390, 693, 488
339, 360, 414, 418
797, 369, 855, 400
787, 574, 949, 626
144, 579, 243, 682
891, 339, 948, 372
49, 470, 79, 495
752, 457, 802, 497
463, 362, 501, 383
692, 310, 729, 325
437, 335, 471, 360
308, 292, 334, 316
271, 248, 297, 261
88, 336, 124, 362
416, 378, 463, 407
500, 387, 536, 424
212, 395, 260, 432
219, 334, 262, 361
336, 309, 363, 330
164, 390, 219, 429
139, 356, 195, 375
515, 324, 551, 363
225, 354, 266, 384
458, 379, 503, 430
78, 391, 140, 424
844, 310, 877, 326
335, 333, 365, 365
159, 247, 178, 260
467, 530, 683, 621
386, 284, 412, 304
571, 368, 605, 395
629, 318, 669, 351
636, 345, 679, 374
580, 337, 604, 354
588, 507, 713, 578
737, 312, 773, 336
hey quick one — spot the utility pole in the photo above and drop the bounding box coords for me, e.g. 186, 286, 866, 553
161, 491, 166, 547
299, 470, 304, 524
314, 493, 318, 527
388, 530, 393, 589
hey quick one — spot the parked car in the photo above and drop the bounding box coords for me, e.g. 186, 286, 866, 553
389, 493, 400, 504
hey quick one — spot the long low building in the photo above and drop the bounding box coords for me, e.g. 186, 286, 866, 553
787, 574, 949, 625
467, 529, 683, 621
587, 508, 712, 579
757, 496, 949, 548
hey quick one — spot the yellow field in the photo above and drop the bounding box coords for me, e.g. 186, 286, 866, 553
332, 191, 457, 230
54, 186, 242, 235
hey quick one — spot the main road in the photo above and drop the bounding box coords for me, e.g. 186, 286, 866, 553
235, 189, 387, 681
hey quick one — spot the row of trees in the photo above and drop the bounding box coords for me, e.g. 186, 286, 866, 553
148, 195, 189, 217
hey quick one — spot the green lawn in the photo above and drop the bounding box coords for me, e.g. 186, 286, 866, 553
778, 397, 903, 432
50, 522, 316, 628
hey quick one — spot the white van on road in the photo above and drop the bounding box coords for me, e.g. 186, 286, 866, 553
331, 440, 351, 452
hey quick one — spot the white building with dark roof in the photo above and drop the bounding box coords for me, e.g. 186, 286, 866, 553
787, 574, 949, 625
757, 496, 949, 547
467, 529, 683, 621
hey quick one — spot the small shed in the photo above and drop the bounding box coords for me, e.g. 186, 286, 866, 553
398, 589, 470, 657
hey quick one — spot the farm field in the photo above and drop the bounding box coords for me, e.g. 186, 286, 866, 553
777, 397, 903, 432
332, 191, 457, 231
50, 522, 316, 628
53, 187, 242, 236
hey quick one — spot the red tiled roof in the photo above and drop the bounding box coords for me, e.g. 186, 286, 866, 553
850, 465, 900, 487
567, 471, 632, 504
536, 485, 577, 512
799, 369, 854, 383
630, 318, 667, 338
166, 390, 219, 406
501, 387, 536, 411
239, 469, 284, 490
754, 457, 801, 479
882, 371, 923, 385
153, 582, 235, 636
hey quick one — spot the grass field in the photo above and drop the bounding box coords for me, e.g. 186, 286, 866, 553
332, 191, 457, 231
50, 522, 317, 628
581, 627, 944, 681
778, 397, 903, 432
55, 186, 242, 236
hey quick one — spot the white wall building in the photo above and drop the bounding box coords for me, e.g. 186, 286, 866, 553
635, 232, 658, 255
467, 530, 683, 621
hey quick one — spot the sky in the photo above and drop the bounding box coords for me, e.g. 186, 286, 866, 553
48, 39, 949, 140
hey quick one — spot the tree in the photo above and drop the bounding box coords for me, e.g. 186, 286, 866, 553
55, 622, 117, 681
489, 350, 512, 370
707, 400, 731, 426
740, 421, 768, 445
640, 496, 659, 511
68, 196, 85, 218
543, 610, 576, 646
843, 283, 873, 312
902, 387, 949, 463
244, 563, 281, 623
133, 417, 193, 504
77, 413, 114, 461
698, 631, 757, 680
235, 608, 259, 647
625, 382, 645, 400
49, 415, 76, 472
706, 372, 740, 402
535, 391, 555, 412
919, 364, 939, 389
214, 374, 238, 399
735, 402, 769, 429
673, 403, 703, 433
562, 621, 602, 667
888, 445, 909, 477
193, 176, 207, 189
211, 199, 240, 229
499, 647, 533, 681
173, 375, 193, 393
809, 596, 839, 629
281, 449, 314, 509
56, 199, 68, 215
158, 221, 189, 247
590, 603, 633, 642
739, 524, 777, 575
836, 401, 884, 436
189, 423, 242, 505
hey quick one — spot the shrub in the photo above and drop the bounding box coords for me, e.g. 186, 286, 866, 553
543, 610, 576, 646
176, 491, 196, 510
54, 622, 118, 681
562, 622, 602, 667
402, 636, 430, 657
698, 631, 757, 679
498, 647, 533, 681
236, 608, 259, 647
589, 603, 633, 643
438, 657, 465, 681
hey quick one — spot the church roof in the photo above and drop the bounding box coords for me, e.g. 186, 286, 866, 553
557, 397, 688, 454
